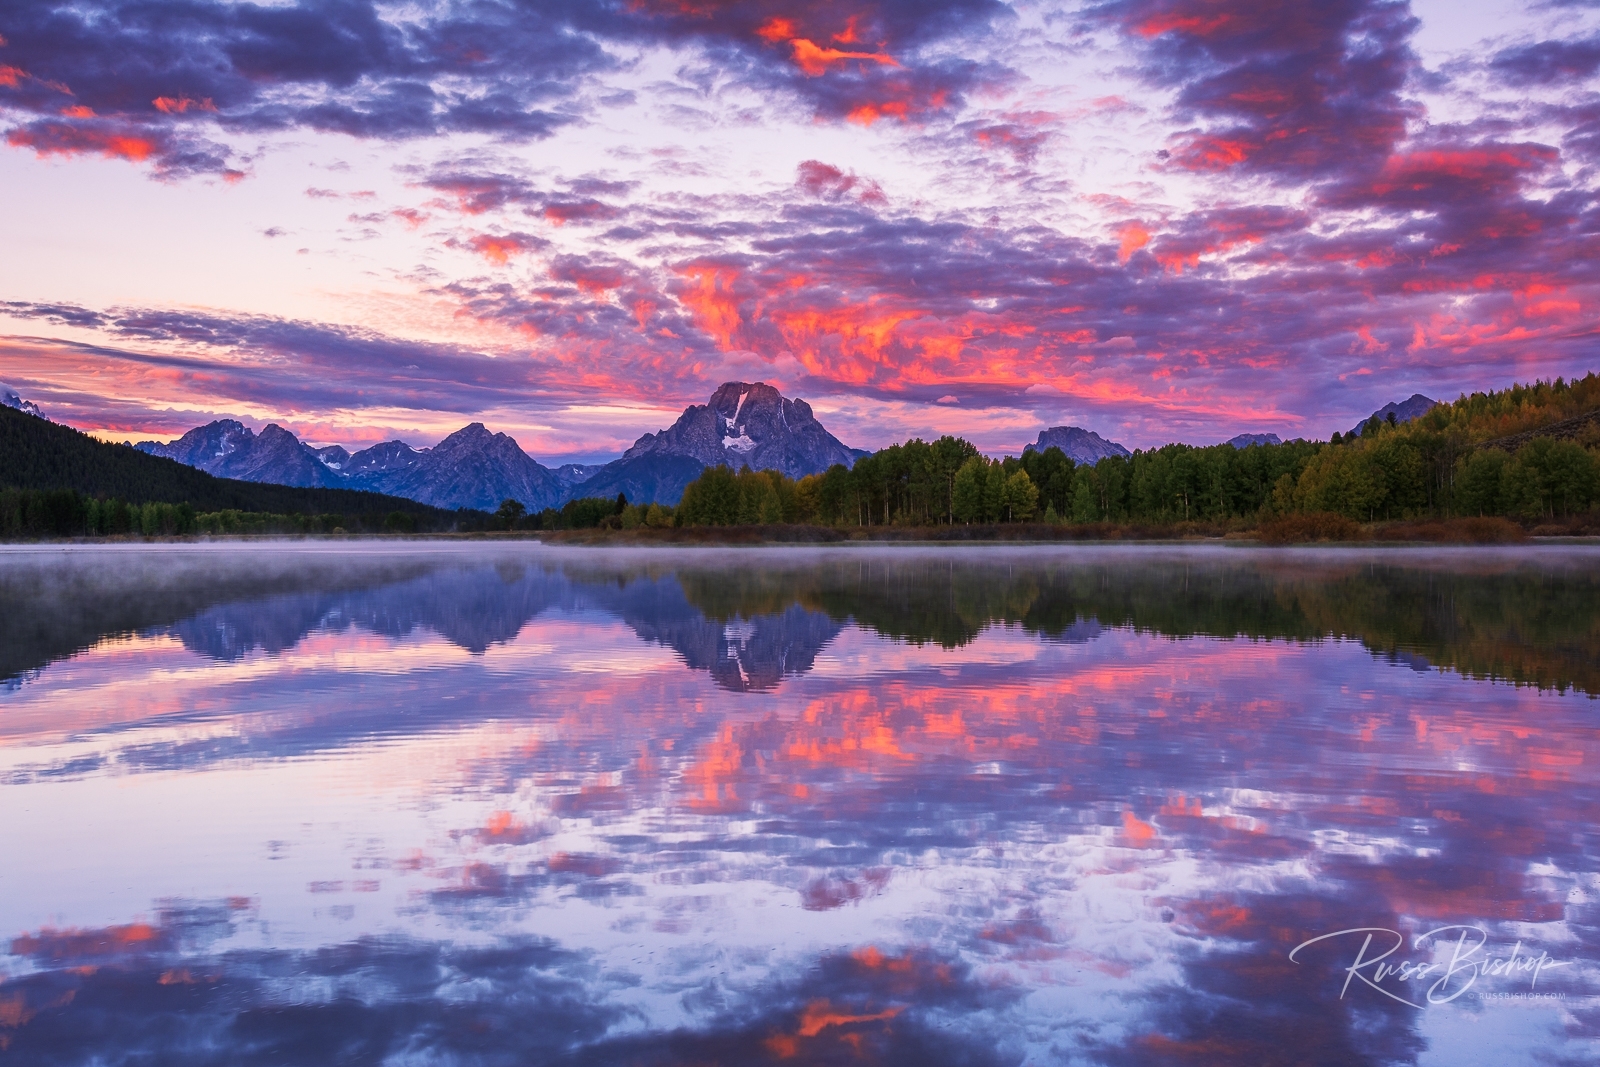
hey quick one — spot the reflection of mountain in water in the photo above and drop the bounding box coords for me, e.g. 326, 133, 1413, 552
171, 566, 571, 660
136, 562, 843, 694
5, 549, 1600, 696
629, 604, 842, 692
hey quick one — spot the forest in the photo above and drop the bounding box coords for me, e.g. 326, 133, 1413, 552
4, 373, 1598, 538
661, 373, 1600, 530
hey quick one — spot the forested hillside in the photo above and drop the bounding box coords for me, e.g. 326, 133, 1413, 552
663, 373, 1600, 529
1, 405, 467, 535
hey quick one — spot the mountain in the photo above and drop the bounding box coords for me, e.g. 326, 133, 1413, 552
138, 420, 565, 512
1348, 393, 1437, 438
136, 420, 347, 489
579, 382, 861, 505
344, 440, 424, 479
624, 382, 859, 476
552, 462, 605, 489
1226, 433, 1282, 449
312, 445, 351, 470
577, 454, 709, 507
1025, 426, 1131, 465
0, 403, 455, 520
351, 423, 564, 512
2, 383, 44, 419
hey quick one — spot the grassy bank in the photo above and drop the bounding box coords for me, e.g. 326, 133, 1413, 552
537, 512, 1598, 545
7, 508, 1599, 545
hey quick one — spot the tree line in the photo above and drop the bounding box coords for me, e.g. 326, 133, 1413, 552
6, 372, 1596, 538
0, 488, 430, 538
664, 373, 1600, 528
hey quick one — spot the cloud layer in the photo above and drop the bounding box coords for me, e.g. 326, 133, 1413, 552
1, 0, 1597, 452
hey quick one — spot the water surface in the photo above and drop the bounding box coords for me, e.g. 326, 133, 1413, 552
2, 542, 1597, 1065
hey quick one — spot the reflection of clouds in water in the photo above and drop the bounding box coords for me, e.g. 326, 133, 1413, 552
1, 900, 1020, 1066
4, 545, 1600, 1062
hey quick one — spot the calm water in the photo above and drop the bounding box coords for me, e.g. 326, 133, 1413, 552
1, 542, 1598, 1065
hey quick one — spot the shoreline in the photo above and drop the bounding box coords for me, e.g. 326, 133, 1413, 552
2, 529, 1598, 548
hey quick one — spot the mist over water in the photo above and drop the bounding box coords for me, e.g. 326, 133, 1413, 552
2, 542, 1598, 1065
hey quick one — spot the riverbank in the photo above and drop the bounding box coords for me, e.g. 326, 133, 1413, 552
5, 513, 1598, 545
540, 514, 1587, 545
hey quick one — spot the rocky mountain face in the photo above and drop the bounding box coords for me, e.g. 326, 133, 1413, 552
354, 423, 564, 512
128, 382, 858, 511
551, 463, 605, 489
312, 445, 351, 470
578, 454, 708, 508
1025, 426, 1131, 465
138, 420, 347, 489
1, 383, 44, 419
630, 382, 858, 476
137, 420, 564, 512
343, 440, 424, 479
580, 382, 861, 505
1226, 433, 1283, 449
1348, 394, 1437, 438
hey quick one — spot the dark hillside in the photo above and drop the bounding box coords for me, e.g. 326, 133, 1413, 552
0, 405, 452, 518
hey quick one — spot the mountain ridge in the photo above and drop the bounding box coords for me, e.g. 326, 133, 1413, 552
0, 403, 457, 520
132, 381, 865, 509
138, 420, 566, 512
105, 386, 1455, 511
1024, 426, 1131, 465
2, 383, 45, 420
580, 382, 862, 504
1348, 393, 1437, 438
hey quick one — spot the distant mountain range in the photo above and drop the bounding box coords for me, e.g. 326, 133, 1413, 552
138, 420, 567, 512
1025, 426, 1131, 465
10, 373, 1446, 512
135, 382, 865, 510
0, 402, 454, 522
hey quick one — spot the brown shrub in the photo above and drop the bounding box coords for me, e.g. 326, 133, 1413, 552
1372, 517, 1528, 543
1444, 517, 1529, 543
1256, 512, 1363, 544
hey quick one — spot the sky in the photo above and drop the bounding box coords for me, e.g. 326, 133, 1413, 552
1, 0, 1598, 461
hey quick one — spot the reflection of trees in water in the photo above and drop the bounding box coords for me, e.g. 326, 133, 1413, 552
0, 554, 438, 681
7, 551, 1598, 1064
4, 550, 1598, 695
0, 554, 845, 695
675, 557, 1600, 695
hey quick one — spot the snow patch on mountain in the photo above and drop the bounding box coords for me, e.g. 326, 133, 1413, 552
2, 384, 45, 419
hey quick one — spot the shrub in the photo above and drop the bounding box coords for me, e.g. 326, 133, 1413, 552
1257, 512, 1363, 543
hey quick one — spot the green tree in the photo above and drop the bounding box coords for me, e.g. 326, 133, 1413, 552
1071, 467, 1099, 523
951, 457, 984, 524
981, 459, 1004, 522
1454, 449, 1509, 516
1517, 438, 1596, 517
1003, 469, 1039, 522
677, 465, 739, 525
494, 498, 527, 530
